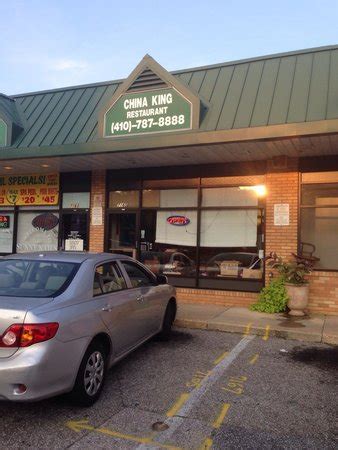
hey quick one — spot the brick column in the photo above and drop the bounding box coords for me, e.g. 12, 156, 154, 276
89, 170, 106, 253
265, 158, 299, 281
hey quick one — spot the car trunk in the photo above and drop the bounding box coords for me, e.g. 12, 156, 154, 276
0, 296, 52, 358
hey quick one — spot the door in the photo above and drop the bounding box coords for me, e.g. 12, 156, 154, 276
119, 259, 163, 336
108, 213, 137, 258
61, 212, 89, 251
95, 261, 144, 355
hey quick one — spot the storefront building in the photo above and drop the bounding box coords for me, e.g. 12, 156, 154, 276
1, 46, 338, 314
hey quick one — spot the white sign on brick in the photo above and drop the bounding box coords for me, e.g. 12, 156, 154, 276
274, 204, 290, 226
92, 207, 103, 226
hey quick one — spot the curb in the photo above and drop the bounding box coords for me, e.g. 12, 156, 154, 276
322, 334, 338, 345
175, 319, 323, 343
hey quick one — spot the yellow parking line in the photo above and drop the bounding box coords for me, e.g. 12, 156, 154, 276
262, 325, 270, 341
212, 403, 230, 428
249, 353, 259, 364
166, 393, 190, 417
213, 351, 229, 365
243, 322, 253, 336
199, 437, 213, 450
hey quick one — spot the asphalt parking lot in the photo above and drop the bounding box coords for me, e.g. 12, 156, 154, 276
0, 328, 336, 449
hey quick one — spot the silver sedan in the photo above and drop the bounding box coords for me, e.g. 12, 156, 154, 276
0, 252, 176, 405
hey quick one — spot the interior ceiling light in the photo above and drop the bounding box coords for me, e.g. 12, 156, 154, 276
4, 166, 12, 170
41, 164, 50, 168
239, 185, 267, 197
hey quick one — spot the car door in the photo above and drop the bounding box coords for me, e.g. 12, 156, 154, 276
95, 261, 144, 356
118, 260, 163, 337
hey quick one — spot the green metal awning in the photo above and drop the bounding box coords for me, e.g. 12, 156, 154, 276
0, 45, 338, 164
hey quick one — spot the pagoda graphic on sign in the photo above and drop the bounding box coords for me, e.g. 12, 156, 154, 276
99, 55, 201, 138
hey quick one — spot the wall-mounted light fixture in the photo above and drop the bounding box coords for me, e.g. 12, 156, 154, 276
239, 185, 267, 197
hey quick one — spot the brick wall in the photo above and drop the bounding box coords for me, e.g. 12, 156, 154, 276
265, 169, 299, 267
308, 271, 338, 315
89, 170, 106, 253
176, 288, 258, 306
262, 164, 338, 315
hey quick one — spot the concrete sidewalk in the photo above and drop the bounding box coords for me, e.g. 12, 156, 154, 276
175, 303, 338, 345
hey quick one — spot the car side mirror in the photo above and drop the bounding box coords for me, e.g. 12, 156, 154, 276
156, 274, 168, 285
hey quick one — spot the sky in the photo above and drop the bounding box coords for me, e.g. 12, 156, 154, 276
1, 0, 337, 95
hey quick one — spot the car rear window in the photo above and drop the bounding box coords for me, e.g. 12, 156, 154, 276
0, 259, 79, 298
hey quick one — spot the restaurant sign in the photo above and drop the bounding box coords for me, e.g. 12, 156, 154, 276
0, 119, 7, 147
104, 88, 192, 137
0, 173, 59, 206
167, 215, 190, 226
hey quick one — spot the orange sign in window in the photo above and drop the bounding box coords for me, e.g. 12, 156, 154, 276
0, 173, 59, 206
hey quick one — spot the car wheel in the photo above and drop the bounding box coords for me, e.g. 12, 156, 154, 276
158, 301, 176, 341
70, 341, 107, 406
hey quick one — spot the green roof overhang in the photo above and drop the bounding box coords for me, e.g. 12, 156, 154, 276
0, 118, 337, 161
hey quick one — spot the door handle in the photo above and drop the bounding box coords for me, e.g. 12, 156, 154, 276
102, 305, 112, 312
136, 295, 144, 302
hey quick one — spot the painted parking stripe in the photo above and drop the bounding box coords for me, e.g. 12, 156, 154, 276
199, 437, 213, 449
166, 393, 190, 417
135, 335, 255, 449
262, 325, 270, 341
212, 403, 230, 428
213, 351, 229, 365
243, 322, 253, 336
249, 353, 259, 364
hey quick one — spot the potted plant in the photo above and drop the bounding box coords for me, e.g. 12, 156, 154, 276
267, 253, 313, 316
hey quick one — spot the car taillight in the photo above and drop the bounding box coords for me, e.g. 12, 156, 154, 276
0, 323, 59, 348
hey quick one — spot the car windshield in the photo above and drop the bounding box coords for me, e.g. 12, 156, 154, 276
0, 259, 79, 298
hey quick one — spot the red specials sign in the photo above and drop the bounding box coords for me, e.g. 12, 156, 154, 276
166, 215, 190, 226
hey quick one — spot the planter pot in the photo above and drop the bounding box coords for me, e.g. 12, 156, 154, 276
285, 282, 309, 316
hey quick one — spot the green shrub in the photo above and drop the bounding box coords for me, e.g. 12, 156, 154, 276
250, 278, 289, 313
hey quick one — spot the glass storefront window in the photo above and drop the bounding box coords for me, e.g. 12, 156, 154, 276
108, 213, 137, 258
62, 192, 90, 209
109, 190, 139, 209
300, 183, 338, 269
142, 189, 198, 207
16, 212, 59, 253
62, 213, 89, 251
202, 187, 259, 207
106, 177, 266, 292
199, 210, 263, 280
301, 184, 338, 206
140, 210, 197, 280
0, 212, 14, 253
300, 208, 338, 270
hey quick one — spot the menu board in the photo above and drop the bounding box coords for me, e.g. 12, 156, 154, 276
0, 173, 59, 206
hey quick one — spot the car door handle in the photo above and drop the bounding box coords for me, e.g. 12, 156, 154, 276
136, 295, 144, 302
102, 305, 112, 312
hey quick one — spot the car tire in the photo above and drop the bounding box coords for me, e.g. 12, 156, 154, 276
158, 301, 176, 341
70, 340, 108, 406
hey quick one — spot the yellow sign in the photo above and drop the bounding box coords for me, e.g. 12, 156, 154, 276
0, 173, 59, 206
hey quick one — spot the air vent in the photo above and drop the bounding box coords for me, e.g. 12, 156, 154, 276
127, 69, 168, 92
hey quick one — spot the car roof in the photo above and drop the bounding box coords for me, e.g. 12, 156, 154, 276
3, 252, 133, 264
